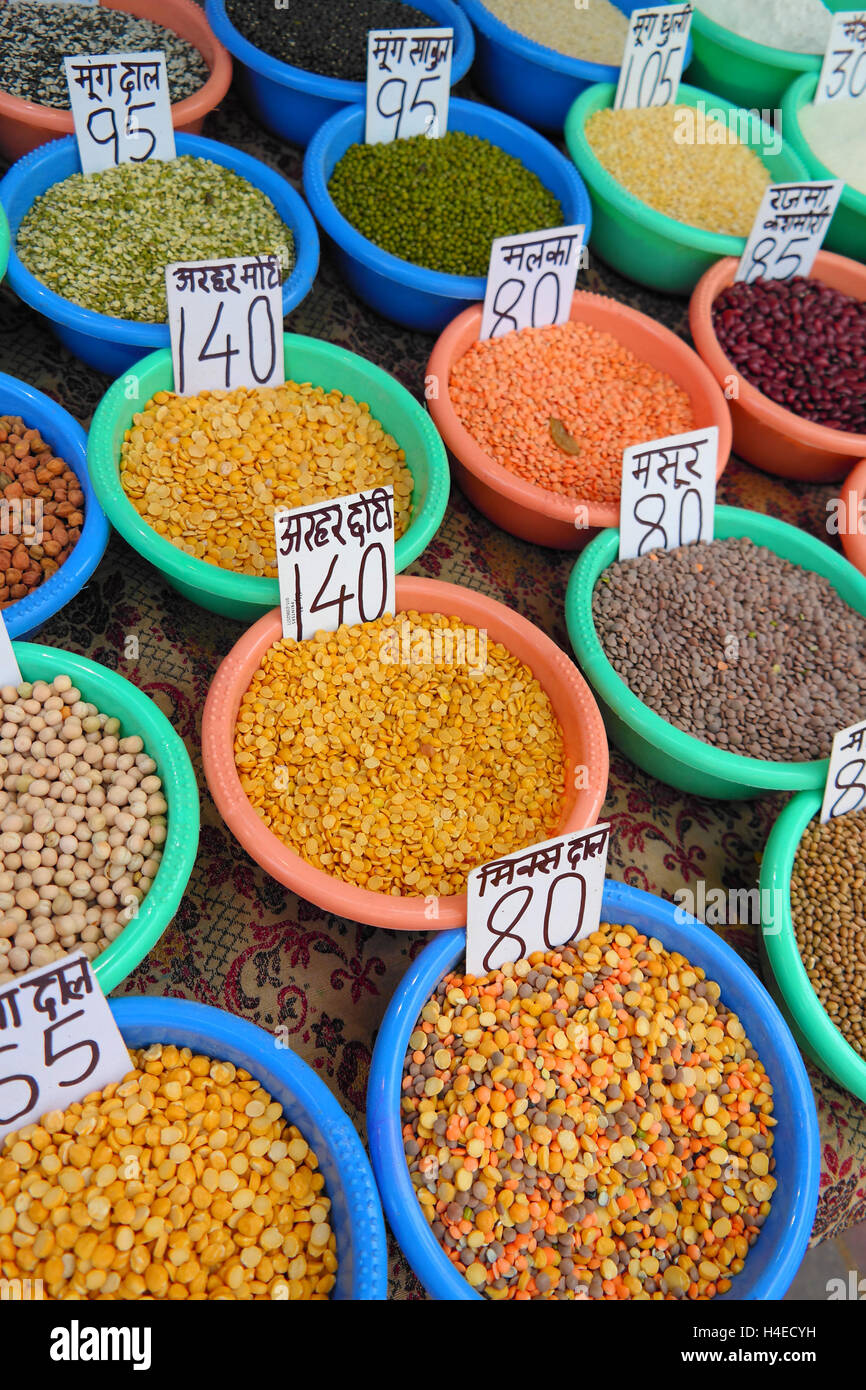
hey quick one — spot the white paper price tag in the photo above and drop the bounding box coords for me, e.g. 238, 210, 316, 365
0, 951, 132, 1144
619, 426, 717, 561
275, 488, 396, 642
365, 28, 453, 142
64, 51, 175, 174
166, 254, 284, 397
820, 719, 866, 822
466, 824, 610, 977
479, 224, 585, 341
735, 180, 844, 283
613, 3, 692, 110
0, 614, 21, 690
815, 11, 866, 103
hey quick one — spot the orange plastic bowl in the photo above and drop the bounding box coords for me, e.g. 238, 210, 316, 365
839, 457, 866, 578
689, 252, 866, 483
426, 291, 732, 550
201, 577, 610, 931
0, 0, 232, 161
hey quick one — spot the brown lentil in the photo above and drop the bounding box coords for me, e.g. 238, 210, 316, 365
0, 417, 84, 606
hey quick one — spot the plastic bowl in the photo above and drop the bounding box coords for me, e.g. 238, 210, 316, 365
303, 97, 592, 334
689, 251, 866, 481
426, 288, 732, 548
0, 0, 233, 163
201, 576, 609, 930
458, 0, 692, 133
685, 6, 827, 111
110, 995, 387, 1297
563, 80, 809, 295
759, 790, 866, 1102
0, 203, 8, 286
367, 878, 819, 1300
839, 456, 866, 577
205, 0, 474, 149
0, 133, 320, 377
781, 71, 866, 266
12, 642, 199, 993
0, 371, 109, 640
87, 336, 450, 621
565, 505, 866, 799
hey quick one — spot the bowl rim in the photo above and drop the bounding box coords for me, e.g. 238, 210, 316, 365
426, 288, 733, 531
688, 250, 866, 456
839, 456, 866, 575
781, 70, 866, 217
87, 337, 451, 602
0, 131, 320, 345
759, 788, 866, 1100
690, 6, 825, 70
366, 878, 820, 1300
201, 576, 610, 932
110, 995, 388, 1299
0, 203, 8, 283
565, 504, 866, 792
302, 96, 592, 301
0, 371, 110, 638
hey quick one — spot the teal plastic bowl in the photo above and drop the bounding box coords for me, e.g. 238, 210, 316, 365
760, 790, 866, 1101
0, 202, 8, 285
781, 71, 866, 264
563, 81, 810, 295
686, 7, 827, 110
565, 506, 866, 799
87, 336, 450, 622
12, 643, 200, 993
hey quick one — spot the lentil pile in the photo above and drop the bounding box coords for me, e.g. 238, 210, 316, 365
225, 0, 435, 81
0, 416, 84, 607
791, 810, 866, 1058
799, 98, 866, 197
120, 384, 414, 577
482, 0, 628, 62
713, 278, 866, 435
403, 925, 776, 1300
0, 1043, 337, 1299
584, 105, 771, 235
234, 612, 566, 897
328, 132, 563, 276
449, 320, 695, 504
16, 157, 293, 323
592, 537, 866, 762
0, 675, 166, 982
0, 0, 209, 107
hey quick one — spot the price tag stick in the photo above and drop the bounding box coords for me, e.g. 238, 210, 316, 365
815, 10, 866, 103
480, 224, 585, 341
735, 180, 844, 284
618, 426, 718, 561
820, 719, 866, 822
365, 28, 453, 144
613, 3, 693, 110
64, 50, 175, 174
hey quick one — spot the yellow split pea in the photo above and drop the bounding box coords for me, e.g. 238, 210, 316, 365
120, 382, 414, 577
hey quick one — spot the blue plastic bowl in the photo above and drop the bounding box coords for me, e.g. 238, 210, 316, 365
205, 0, 474, 149
458, 0, 693, 134
368, 879, 819, 1301
0, 134, 320, 378
111, 996, 388, 1300
0, 371, 109, 640
303, 97, 592, 333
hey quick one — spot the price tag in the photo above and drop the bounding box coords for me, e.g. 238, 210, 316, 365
815, 11, 866, 103
166, 254, 284, 396
479, 224, 585, 341
613, 3, 692, 110
0, 614, 21, 690
618, 426, 717, 561
365, 28, 453, 142
275, 488, 396, 642
820, 719, 866, 822
0, 952, 132, 1144
64, 51, 175, 174
735, 180, 844, 283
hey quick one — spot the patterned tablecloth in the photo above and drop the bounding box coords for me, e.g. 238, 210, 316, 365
1, 88, 863, 1298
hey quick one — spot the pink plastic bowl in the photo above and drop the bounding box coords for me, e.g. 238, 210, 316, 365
201, 577, 610, 931
0, 0, 232, 162
426, 290, 732, 550
840, 456, 866, 578
689, 252, 866, 483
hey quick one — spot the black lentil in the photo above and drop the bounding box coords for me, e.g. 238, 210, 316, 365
225, 0, 436, 81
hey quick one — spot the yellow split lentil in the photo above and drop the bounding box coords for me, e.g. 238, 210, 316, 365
584, 105, 771, 235
119, 383, 414, 578
0, 1044, 337, 1300
234, 612, 566, 896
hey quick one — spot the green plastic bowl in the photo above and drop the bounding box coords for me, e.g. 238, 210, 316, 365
563, 81, 810, 295
686, 7, 825, 110
759, 789, 866, 1101
565, 505, 866, 799
88, 336, 450, 621
13, 643, 200, 994
781, 71, 866, 264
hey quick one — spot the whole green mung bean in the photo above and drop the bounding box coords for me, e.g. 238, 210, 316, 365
328, 132, 564, 276
16, 157, 294, 324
